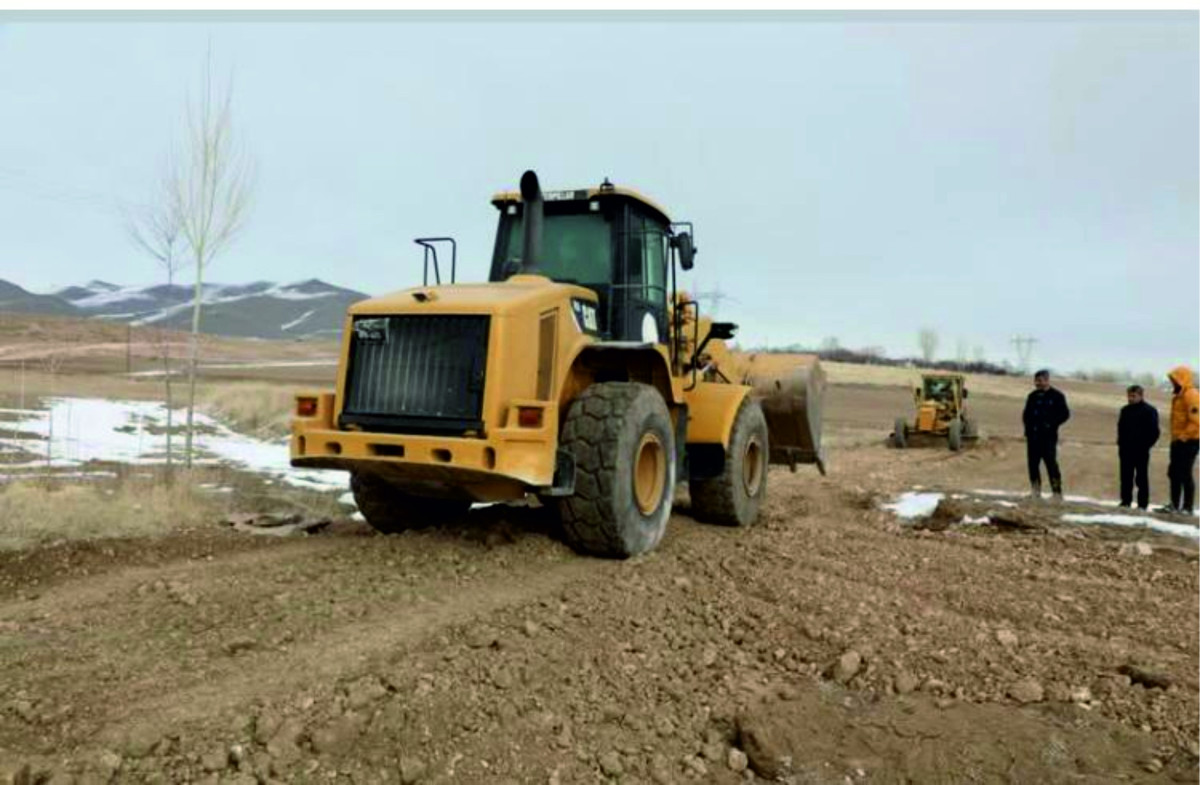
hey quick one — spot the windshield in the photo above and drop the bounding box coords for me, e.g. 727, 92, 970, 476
925, 379, 955, 401
500, 212, 612, 284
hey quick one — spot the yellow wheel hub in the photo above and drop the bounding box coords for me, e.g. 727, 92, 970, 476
742, 435, 764, 496
633, 433, 666, 515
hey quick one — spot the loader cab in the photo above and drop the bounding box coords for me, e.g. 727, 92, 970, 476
488, 183, 677, 345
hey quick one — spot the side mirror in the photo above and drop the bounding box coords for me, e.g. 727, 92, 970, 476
708, 321, 737, 341
674, 232, 696, 270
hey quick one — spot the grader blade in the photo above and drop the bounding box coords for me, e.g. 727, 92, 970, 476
737, 354, 827, 475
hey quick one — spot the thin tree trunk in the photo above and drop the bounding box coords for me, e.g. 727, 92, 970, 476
163, 327, 173, 478
185, 257, 203, 468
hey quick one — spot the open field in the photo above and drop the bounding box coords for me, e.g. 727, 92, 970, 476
0, 329, 1196, 783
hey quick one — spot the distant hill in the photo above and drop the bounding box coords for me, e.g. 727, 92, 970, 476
0, 280, 82, 317
0, 278, 368, 340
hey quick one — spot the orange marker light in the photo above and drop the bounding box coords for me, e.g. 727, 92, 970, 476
296, 397, 318, 417
517, 407, 543, 428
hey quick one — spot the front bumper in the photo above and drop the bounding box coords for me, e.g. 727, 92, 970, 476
290, 392, 559, 503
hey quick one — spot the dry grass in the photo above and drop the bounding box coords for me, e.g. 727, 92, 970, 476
0, 478, 219, 551
728, 355, 1149, 411
198, 382, 298, 438
0, 368, 166, 403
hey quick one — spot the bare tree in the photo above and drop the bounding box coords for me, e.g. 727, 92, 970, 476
955, 337, 968, 365
819, 336, 841, 353
917, 327, 939, 364
172, 46, 254, 467
126, 176, 186, 474
860, 345, 886, 364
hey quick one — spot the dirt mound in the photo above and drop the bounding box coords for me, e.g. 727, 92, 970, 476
735, 679, 1169, 783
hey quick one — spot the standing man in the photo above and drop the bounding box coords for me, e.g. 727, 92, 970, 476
1117, 385, 1159, 510
1162, 366, 1199, 516
1022, 369, 1070, 500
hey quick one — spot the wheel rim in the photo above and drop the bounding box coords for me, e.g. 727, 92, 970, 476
742, 435, 764, 496
633, 433, 666, 515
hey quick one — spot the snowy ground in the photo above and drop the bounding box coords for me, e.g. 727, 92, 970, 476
0, 397, 348, 493
882, 488, 1200, 541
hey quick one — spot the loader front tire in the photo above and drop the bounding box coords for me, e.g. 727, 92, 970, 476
689, 399, 769, 527
557, 382, 676, 558
948, 418, 963, 452
350, 472, 470, 534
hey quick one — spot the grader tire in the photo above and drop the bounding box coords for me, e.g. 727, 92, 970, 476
557, 382, 676, 558
690, 399, 769, 527
892, 417, 908, 448
350, 472, 470, 534
948, 418, 963, 452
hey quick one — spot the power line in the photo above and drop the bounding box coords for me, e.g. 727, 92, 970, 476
1011, 335, 1038, 372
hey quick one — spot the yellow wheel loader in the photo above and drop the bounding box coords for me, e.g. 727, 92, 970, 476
290, 171, 825, 558
891, 372, 979, 451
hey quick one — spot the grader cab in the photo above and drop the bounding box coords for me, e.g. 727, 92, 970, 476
891, 372, 979, 451
291, 170, 825, 558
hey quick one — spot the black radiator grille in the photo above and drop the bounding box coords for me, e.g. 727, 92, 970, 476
340, 314, 490, 434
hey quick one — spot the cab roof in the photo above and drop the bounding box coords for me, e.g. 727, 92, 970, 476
490, 181, 672, 225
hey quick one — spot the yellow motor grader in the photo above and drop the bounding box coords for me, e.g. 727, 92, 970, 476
291, 171, 824, 558
891, 372, 979, 451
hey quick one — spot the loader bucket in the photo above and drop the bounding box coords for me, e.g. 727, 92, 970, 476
737, 353, 827, 475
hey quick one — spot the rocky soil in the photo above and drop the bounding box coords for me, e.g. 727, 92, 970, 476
0, 392, 1196, 784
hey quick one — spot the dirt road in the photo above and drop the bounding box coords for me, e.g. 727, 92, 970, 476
1, 387, 1197, 783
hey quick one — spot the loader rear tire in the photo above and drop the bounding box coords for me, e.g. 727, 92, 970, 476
948, 418, 963, 452
689, 399, 769, 527
557, 382, 676, 558
350, 472, 470, 534
892, 417, 908, 448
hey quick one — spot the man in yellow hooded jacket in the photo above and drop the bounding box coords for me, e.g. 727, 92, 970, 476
1161, 366, 1199, 516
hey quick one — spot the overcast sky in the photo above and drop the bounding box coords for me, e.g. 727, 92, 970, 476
0, 13, 1196, 375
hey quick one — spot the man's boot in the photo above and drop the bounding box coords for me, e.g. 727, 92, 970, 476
1050, 479, 1063, 502
1029, 480, 1041, 500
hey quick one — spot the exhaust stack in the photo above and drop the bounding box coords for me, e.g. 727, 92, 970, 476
519, 170, 543, 274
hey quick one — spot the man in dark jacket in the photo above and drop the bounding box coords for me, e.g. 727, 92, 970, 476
1117, 384, 1159, 510
1023, 369, 1070, 500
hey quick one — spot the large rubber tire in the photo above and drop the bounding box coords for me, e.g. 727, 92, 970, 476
948, 418, 963, 452
350, 472, 471, 534
689, 399, 769, 527
892, 417, 908, 448
556, 382, 676, 558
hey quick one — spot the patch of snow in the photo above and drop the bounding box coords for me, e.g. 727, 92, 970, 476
1061, 513, 1200, 541
281, 309, 316, 331
0, 397, 348, 493
993, 500, 1018, 508
1062, 495, 1120, 508
962, 515, 990, 525
881, 491, 943, 519
338, 491, 356, 507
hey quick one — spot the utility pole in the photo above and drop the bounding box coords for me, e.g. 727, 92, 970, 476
1011, 335, 1038, 373
692, 284, 737, 317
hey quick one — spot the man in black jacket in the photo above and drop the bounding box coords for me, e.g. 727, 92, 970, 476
1117, 384, 1159, 510
1023, 369, 1070, 500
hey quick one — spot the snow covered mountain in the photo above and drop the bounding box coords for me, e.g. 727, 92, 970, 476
0, 278, 368, 340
